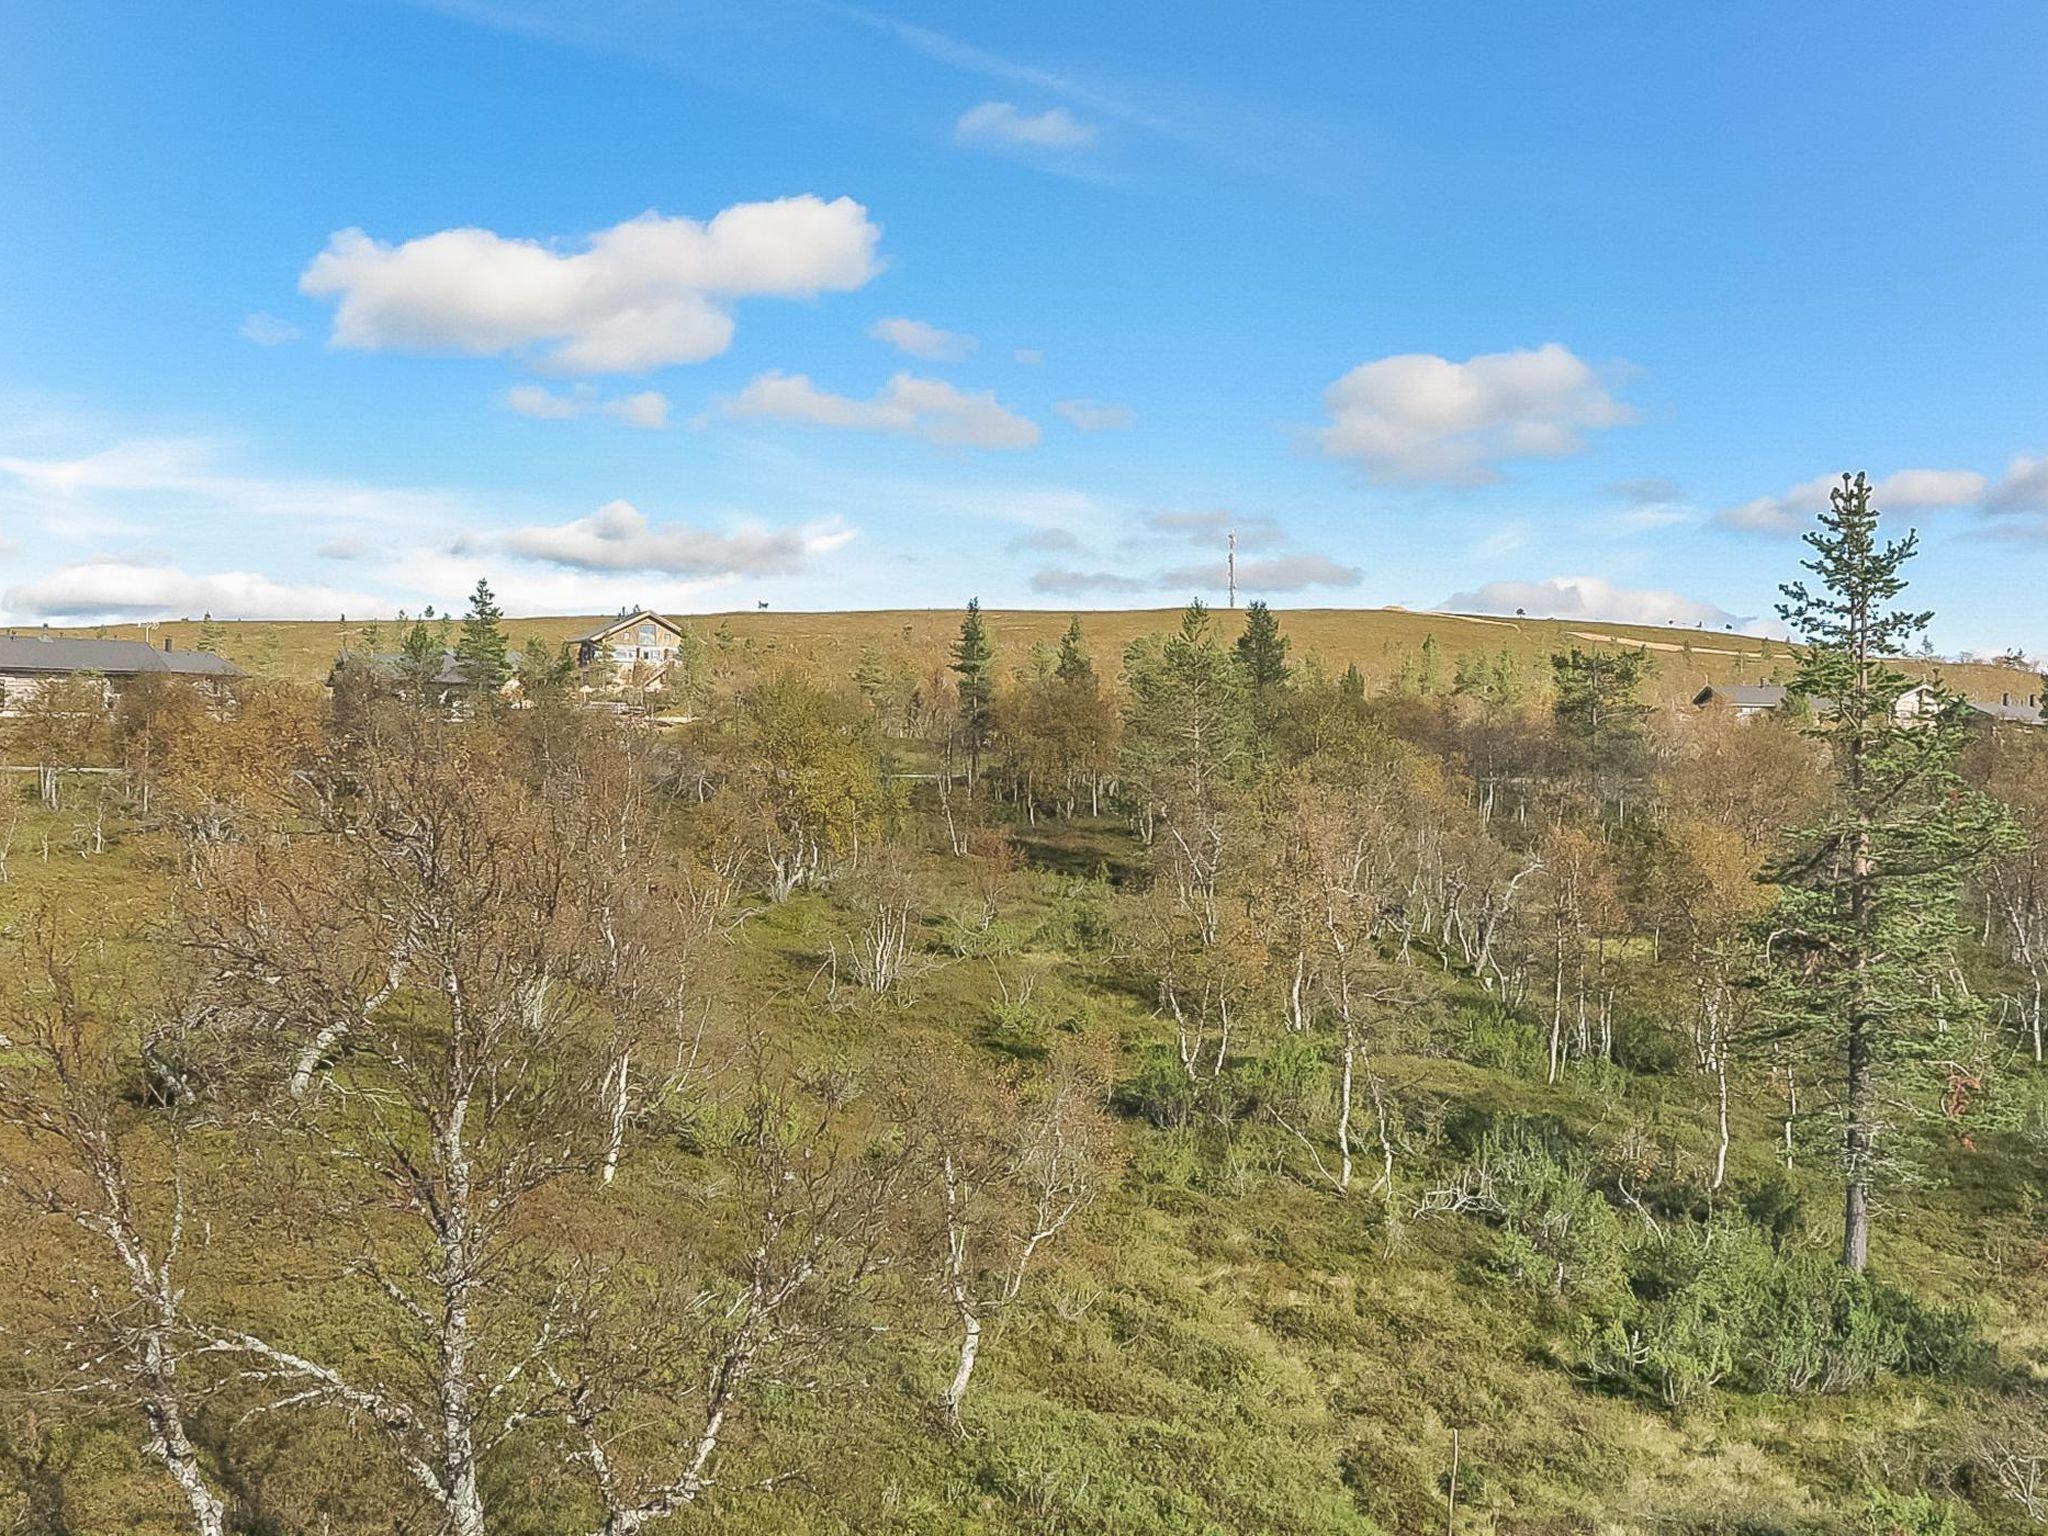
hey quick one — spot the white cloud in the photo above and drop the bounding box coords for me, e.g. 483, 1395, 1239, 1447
727, 371, 1040, 450
299, 197, 883, 375
1316, 343, 1634, 485
607, 391, 670, 430
1056, 399, 1135, 432
1986, 454, 2048, 515
504, 384, 583, 421
0, 436, 476, 528
1140, 509, 1283, 551
4, 561, 378, 623
1030, 567, 1149, 595
1718, 467, 1991, 534
954, 101, 1098, 151
1444, 574, 1742, 629
870, 316, 977, 362
1160, 554, 1362, 594
490, 499, 853, 577
1007, 527, 1081, 554
504, 384, 670, 429
1013, 348, 1044, 365
239, 312, 302, 345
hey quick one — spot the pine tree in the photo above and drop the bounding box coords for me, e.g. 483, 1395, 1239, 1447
1338, 662, 1366, 701
1055, 617, 1094, 686
196, 612, 225, 655
1233, 601, 1290, 693
1550, 646, 1652, 806
455, 579, 510, 697
952, 597, 995, 783
398, 618, 444, 701
1759, 472, 2019, 1271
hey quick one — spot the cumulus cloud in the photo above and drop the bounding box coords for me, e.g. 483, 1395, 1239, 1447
489, 499, 853, 577
1159, 554, 1362, 594
869, 316, 977, 362
1985, 454, 2048, 515
299, 197, 883, 375
4, 562, 378, 623
727, 371, 1040, 450
955, 101, 1098, 151
239, 312, 302, 345
1718, 467, 1990, 534
1316, 343, 1633, 485
1030, 567, 1149, 595
1444, 574, 1742, 629
503, 384, 670, 429
1056, 399, 1135, 432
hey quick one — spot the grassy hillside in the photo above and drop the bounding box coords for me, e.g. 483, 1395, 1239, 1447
4, 733, 2047, 1534
37, 605, 2030, 705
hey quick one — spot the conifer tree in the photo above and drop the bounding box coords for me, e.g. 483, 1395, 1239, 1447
952, 597, 995, 783
1055, 617, 1094, 686
455, 578, 511, 698
398, 617, 444, 701
1233, 601, 1290, 693
196, 612, 225, 655
1760, 472, 2019, 1271
1550, 645, 1653, 806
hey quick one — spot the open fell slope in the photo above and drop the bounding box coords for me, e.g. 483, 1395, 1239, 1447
38, 606, 2028, 705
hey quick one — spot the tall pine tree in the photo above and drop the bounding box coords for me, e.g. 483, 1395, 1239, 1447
1055, 617, 1094, 685
455, 578, 511, 698
1760, 472, 2018, 1271
952, 597, 995, 783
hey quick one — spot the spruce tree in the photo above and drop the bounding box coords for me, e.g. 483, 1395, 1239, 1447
1055, 617, 1094, 686
1550, 645, 1652, 806
196, 612, 225, 654
1233, 601, 1290, 692
398, 618, 444, 701
1760, 472, 2018, 1271
455, 578, 511, 697
952, 597, 995, 783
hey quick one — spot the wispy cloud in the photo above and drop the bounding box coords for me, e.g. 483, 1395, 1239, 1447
1055, 399, 1134, 432
504, 383, 670, 429
239, 312, 302, 346
869, 316, 978, 362
4, 561, 379, 623
955, 101, 1098, 152
726, 371, 1040, 450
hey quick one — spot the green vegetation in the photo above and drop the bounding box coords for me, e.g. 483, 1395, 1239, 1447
6, 493, 2048, 1534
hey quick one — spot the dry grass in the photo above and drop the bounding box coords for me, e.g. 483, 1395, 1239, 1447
35, 605, 2026, 706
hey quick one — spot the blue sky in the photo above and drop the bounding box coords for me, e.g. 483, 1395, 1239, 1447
2, 0, 2044, 652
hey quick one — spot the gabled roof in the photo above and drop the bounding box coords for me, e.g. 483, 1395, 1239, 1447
0, 634, 244, 678
335, 648, 523, 687
1969, 698, 2044, 724
1691, 684, 1788, 709
572, 609, 684, 644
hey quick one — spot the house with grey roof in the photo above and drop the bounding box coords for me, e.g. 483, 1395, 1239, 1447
1691, 679, 2041, 728
0, 631, 244, 716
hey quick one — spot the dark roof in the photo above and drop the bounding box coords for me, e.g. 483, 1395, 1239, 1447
0, 634, 243, 679
334, 649, 521, 688
1691, 684, 1789, 709
1969, 698, 2044, 724
571, 609, 683, 644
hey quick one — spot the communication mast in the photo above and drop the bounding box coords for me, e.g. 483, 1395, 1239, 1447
1227, 530, 1237, 609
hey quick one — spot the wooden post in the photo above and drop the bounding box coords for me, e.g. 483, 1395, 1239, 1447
1446, 1426, 1459, 1535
